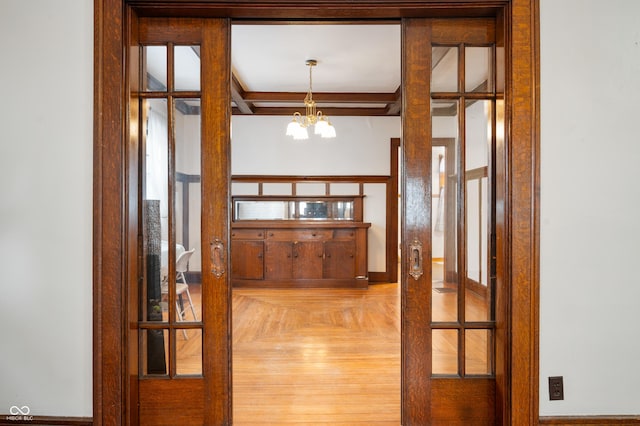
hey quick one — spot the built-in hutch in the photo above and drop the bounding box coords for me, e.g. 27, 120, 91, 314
231, 195, 371, 288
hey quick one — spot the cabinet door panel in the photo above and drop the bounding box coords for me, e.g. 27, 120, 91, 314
231, 240, 264, 280
293, 241, 324, 279
323, 241, 356, 279
265, 241, 293, 280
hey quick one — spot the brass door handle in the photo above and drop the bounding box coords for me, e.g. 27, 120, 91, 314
210, 239, 225, 278
409, 239, 423, 280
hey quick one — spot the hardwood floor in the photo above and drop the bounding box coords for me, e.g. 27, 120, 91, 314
232, 283, 401, 425
172, 263, 490, 424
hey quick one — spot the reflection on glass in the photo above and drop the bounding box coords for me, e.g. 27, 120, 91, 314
432, 329, 458, 375
174, 98, 202, 322
432, 46, 458, 92
142, 329, 168, 375
174, 46, 201, 91
143, 98, 169, 324
176, 329, 203, 376
143, 45, 167, 91
233, 200, 355, 221
465, 329, 492, 375
466, 178, 491, 322
432, 100, 459, 322
465, 100, 491, 322
465, 46, 493, 93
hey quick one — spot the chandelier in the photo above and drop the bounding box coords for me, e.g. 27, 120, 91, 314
286, 59, 336, 140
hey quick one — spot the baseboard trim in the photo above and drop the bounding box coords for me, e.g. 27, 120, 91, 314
539, 415, 640, 425
0, 416, 92, 425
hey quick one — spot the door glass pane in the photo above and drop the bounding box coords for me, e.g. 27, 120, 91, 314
176, 329, 203, 376
465, 100, 491, 322
143, 98, 169, 324
143, 46, 167, 91
465, 47, 493, 93
432, 329, 458, 375
432, 46, 458, 92
465, 329, 492, 375
174, 98, 202, 322
174, 46, 201, 91
432, 100, 459, 322
142, 329, 169, 376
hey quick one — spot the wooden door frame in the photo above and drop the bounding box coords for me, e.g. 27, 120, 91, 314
93, 1, 539, 424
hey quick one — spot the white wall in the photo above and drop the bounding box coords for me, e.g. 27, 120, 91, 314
2, 0, 640, 419
539, 0, 640, 416
231, 115, 401, 272
231, 115, 399, 175
0, 0, 93, 418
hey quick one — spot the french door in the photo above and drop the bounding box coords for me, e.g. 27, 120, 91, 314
131, 14, 504, 426
402, 18, 504, 425
135, 18, 231, 424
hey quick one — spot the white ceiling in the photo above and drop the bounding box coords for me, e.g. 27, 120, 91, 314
231, 24, 402, 94
144, 24, 490, 114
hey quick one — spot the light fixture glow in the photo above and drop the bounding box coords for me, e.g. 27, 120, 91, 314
286, 59, 336, 139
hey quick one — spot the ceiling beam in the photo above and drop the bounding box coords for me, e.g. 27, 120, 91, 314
233, 106, 395, 116
243, 91, 398, 104
231, 73, 254, 114
385, 86, 402, 115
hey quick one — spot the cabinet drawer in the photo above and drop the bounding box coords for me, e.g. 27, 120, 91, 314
266, 229, 332, 241
231, 229, 265, 240
333, 228, 356, 240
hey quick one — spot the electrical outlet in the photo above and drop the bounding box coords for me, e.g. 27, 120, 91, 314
549, 376, 564, 400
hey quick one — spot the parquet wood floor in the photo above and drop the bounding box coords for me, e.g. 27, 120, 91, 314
173, 263, 490, 424
232, 283, 401, 425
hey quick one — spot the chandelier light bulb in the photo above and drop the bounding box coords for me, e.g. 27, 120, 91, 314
286, 59, 336, 140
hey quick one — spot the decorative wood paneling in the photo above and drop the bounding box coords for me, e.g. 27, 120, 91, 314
539, 417, 640, 425
0, 417, 93, 426
431, 378, 496, 425
200, 18, 232, 425
94, 0, 126, 424
508, 1, 540, 425
231, 174, 398, 283
138, 379, 204, 425
401, 17, 433, 425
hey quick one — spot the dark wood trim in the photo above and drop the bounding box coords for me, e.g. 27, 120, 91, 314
232, 174, 390, 183
231, 73, 254, 114
242, 91, 398, 103
95, 2, 539, 424
127, 7, 141, 426
201, 18, 233, 424
539, 417, 640, 425
94, 0, 127, 424
387, 137, 400, 283
126, 2, 504, 19
507, 1, 539, 425
401, 17, 432, 424
233, 106, 393, 116
176, 172, 201, 251
0, 417, 93, 426
492, 7, 508, 424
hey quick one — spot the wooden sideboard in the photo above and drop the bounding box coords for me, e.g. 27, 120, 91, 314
231, 196, 370, 289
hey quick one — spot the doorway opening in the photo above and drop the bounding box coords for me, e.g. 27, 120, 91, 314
93, 2, 540, 424
138, 20, 499, 422
234, 21, 403, 422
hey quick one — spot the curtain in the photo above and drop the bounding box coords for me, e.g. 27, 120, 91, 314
146, 105, 169, 220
